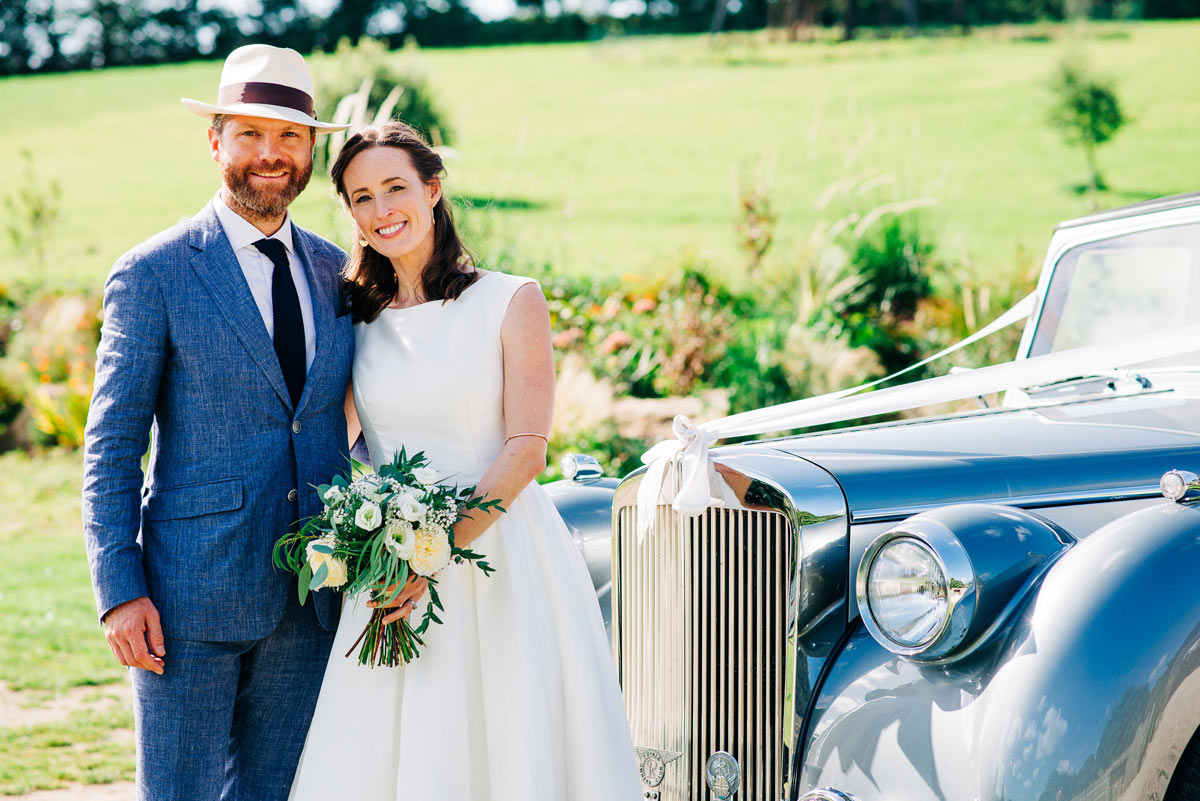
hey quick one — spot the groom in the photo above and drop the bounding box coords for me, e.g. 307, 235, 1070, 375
83, 45, 353, 801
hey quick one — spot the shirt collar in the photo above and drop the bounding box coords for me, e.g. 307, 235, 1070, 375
212, 191, 295, 256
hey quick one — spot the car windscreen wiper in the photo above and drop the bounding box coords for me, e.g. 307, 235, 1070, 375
1023, 369, 1153, 401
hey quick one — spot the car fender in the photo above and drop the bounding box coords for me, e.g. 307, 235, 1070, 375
542, 476, 619, 633
802, 501, 1200, 801
976, 500, 1200, 801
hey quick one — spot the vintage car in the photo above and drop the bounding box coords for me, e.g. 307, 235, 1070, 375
544, 192, 1200, 801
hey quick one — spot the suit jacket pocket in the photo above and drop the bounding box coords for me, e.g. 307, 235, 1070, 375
145, 477, 243, 521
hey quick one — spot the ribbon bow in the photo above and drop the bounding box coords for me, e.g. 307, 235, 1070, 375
636, 415, 719, 540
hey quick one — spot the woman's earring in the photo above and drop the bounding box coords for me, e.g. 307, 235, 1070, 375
358, 233, 369, 247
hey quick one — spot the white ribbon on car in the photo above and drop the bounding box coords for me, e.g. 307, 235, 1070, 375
636, 290, 1200, 539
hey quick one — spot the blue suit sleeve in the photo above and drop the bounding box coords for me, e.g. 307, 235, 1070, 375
82, 254, 168, 622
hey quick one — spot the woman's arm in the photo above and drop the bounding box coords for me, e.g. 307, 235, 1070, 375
344, 383, 362, 452
452, 282, 554, 548
377, 282, 554, 624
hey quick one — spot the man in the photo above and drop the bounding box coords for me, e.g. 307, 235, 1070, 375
82, 44, 353, 801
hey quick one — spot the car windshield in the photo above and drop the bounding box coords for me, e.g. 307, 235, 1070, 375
1029, 221, 1200, 369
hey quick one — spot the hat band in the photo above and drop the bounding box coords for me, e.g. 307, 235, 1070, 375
217, 82, 314, 118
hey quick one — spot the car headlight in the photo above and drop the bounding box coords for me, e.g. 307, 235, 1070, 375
857, 505, 1074, 662
856, 514, 977, 660
864, 537, 949, 648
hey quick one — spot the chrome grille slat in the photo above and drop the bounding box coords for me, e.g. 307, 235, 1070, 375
615, 503, 793, 801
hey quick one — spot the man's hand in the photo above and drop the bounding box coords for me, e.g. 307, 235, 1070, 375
103, 596, 166, 674
369, 576, 430, 625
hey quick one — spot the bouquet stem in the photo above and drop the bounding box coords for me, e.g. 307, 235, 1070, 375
346, 606, 425, 668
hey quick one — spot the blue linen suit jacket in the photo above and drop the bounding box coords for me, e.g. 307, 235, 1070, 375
82, 202, 353, 641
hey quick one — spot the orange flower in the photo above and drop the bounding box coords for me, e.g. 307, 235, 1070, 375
39, 373, 51, 384
600, 331, 633, 354
36, 357, 51, 372
553, 327, 585, 349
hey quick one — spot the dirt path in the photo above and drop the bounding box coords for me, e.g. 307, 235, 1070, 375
1, 681, 135, 799
10, 783, 136, 800
0, 682, 132, 728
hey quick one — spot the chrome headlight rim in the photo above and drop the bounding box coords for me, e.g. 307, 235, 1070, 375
799, 788, 862, 801
856, 518, 977, 659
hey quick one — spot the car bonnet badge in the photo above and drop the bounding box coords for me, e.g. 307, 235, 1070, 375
634, 746, 682, 788
706, 751, 740, 799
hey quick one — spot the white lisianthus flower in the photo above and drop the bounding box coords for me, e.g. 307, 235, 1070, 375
383, 520, 416, 560
397, 495, 427, 525
410, 525, 452, 577
355, 501, 383, 531
412, 467, 439, 486
306, 535, 349, 589
323, 485, 344, 504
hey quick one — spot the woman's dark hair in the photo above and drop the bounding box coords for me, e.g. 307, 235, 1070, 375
330, 121, 476, 323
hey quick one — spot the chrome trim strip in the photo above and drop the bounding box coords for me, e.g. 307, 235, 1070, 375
851, 484, 1163, 524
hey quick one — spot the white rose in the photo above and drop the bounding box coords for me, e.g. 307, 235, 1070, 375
383, 520, 415, 560
397, 496, 427, 525
412, 467, 439, 486
323, 485, 344, 504
306, 535, 348, 589
410, 525, 452, 577
355, 501, 382, 531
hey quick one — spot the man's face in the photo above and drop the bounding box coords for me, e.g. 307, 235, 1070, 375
209, 115, 314, 219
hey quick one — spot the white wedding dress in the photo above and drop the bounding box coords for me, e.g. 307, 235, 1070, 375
290, 270, 641, 801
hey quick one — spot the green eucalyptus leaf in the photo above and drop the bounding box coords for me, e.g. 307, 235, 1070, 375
298, 562, 312, 605
310, 561, 329, 590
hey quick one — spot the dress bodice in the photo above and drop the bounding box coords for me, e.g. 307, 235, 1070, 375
351, 270, 538, 486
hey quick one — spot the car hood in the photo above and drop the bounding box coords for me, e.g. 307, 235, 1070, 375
766, 390, 1200, 522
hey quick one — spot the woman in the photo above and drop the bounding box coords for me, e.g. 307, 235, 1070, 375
289, 121, 641, 800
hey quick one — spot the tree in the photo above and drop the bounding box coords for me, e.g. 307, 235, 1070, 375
318, 0, 390, 48
0, 2, 33, 75
1048, 53, 1127, 193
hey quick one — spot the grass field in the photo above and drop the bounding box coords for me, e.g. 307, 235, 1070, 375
0, 449, 134, 793
2, 21, 1198, 291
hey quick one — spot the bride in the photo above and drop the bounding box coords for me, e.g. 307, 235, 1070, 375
289, 121, 641, 800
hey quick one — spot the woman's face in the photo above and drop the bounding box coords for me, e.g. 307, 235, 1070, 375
343, 146, 441, 268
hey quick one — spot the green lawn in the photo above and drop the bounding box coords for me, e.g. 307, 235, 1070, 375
2, 22, 1198, 291
0, 450, 121, 693
0, 449, 135, 794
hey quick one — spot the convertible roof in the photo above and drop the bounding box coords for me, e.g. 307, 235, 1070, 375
1055, 191, 1200, 230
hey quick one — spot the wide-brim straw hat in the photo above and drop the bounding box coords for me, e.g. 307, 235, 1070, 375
181, 44, 348, 133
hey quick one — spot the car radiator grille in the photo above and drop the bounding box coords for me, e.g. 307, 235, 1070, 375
613, 504, 793, 801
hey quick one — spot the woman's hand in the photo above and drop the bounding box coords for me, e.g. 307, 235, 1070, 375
369, 574, 430, 624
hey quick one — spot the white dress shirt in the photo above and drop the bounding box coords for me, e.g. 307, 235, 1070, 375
212, 192, 317, 371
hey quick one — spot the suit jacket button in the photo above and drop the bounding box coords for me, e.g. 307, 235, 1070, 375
292, 420, 302, 434
288, 489, 298, 502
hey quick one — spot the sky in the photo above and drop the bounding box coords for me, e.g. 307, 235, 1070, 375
203, 0, 522, 24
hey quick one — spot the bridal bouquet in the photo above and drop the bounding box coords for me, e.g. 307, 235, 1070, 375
273, 449, 500, 667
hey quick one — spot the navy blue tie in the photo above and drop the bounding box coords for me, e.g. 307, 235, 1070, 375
253, 238, 306, 408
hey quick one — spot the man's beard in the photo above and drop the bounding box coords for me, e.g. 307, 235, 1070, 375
223, 157, 313, 219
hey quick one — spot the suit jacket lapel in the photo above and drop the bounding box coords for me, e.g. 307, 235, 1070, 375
293, 227, 340, 414
187, 203, 293, 410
